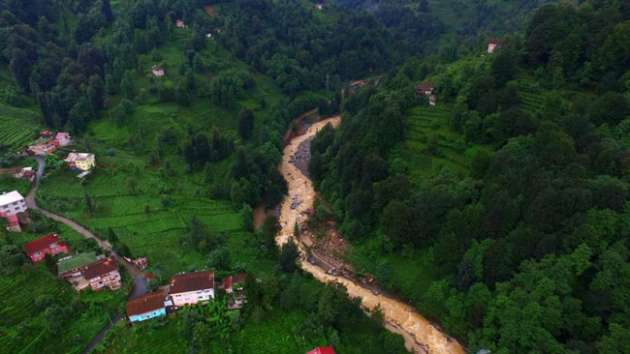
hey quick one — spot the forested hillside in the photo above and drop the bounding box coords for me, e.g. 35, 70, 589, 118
311, 0, 630, 352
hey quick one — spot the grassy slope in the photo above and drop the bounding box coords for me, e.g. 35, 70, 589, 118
0, 225, 128, 354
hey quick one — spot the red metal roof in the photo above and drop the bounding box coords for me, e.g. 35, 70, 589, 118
23, 234, 65, 254
416, 82, 434, 91
126, 291, 166, 316
307, 346, 335, 354
81, 258, 118, 280
169, 271, 214, 294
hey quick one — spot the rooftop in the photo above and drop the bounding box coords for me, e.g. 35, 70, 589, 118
57, 252, 98, 274
169, 271, 214, 294
24, 234, 64, 254
0, 191, 25, 206
126, 291, 166, 316
82, 257, 118, 280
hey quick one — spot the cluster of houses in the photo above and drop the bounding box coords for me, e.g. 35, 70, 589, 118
126, 271, 247, 323
23, 233, 123, 292
0, 190, 28, 232
27, 131, 71, 156
24, 130, 95, 178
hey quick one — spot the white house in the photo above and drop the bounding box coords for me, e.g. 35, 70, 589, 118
65, 153, 95, 172
0, 191, 27, 231
167, 271, 215, 308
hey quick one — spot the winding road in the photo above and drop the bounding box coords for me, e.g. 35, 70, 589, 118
26, 156, 147, 353
277, 116, 465, 354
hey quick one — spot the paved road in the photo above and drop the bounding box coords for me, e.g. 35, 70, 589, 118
27, 157, 147, 353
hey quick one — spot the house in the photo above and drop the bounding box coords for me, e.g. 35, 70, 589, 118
23, 234, 70, 263
176, 19, 186, 28
307, 346, 336, 354
151, 65, 165, 77
487, 39, 500, 54
54, 132, 71, 147
416, 82, 434, 96
27, 142, 58, 156
315, 2, 323, 10
58, 252, 98, 278
127, 291, 167, 323
80, 257, 122, 291
123, 256, 148, 270
13, 167, 35, 182
0, 191, 28, 231
223, 272, 247, 309
167, 271, 215, 308
64, 153, 95, 172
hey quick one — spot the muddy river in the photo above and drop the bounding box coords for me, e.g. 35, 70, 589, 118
276, 116, 466, 354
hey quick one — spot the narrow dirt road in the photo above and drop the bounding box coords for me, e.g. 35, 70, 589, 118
26, 157, 147, 353
277, 116, 465, 354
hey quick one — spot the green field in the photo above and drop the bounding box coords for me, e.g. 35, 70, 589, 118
389, 104, 489, 183
0, 103, 40, 153
0, 261, 127, 354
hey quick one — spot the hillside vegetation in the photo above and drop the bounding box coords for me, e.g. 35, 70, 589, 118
311, 1, 630, 352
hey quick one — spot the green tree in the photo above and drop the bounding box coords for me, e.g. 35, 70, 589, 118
279, 239, 299, 273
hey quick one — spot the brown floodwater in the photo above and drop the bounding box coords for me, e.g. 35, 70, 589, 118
276, 116, 466, 354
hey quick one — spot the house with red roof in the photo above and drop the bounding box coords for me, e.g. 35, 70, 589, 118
416, 82, 434, 96
79, 257, 122, 291
307, 346, 335, 354
167, 271, 215, 308
23, 234, 69, 263
127, 291, 167, 323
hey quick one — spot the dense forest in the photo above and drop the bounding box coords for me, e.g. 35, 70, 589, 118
311, 0, 630, 352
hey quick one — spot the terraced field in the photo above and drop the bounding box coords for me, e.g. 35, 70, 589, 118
37, 160, 252, 278
0, 265, 125, 354
0, 103, 40, 153
390, 104, 488, 183
516, 80, 546, 113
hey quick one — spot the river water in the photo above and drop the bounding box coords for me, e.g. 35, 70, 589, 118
276, 116, 466, 354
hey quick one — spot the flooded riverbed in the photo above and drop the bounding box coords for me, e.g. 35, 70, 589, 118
276, 116, 465, 354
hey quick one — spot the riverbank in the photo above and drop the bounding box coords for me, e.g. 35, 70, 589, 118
276, 116, 465, 354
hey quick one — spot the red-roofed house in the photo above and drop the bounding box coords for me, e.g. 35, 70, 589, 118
23, 234, 69, 263
167, 271, 215, 307
127, 291, 167, 323
307, 346, 335, 354
81, 257, 122, 291
416, 82, 434, 96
